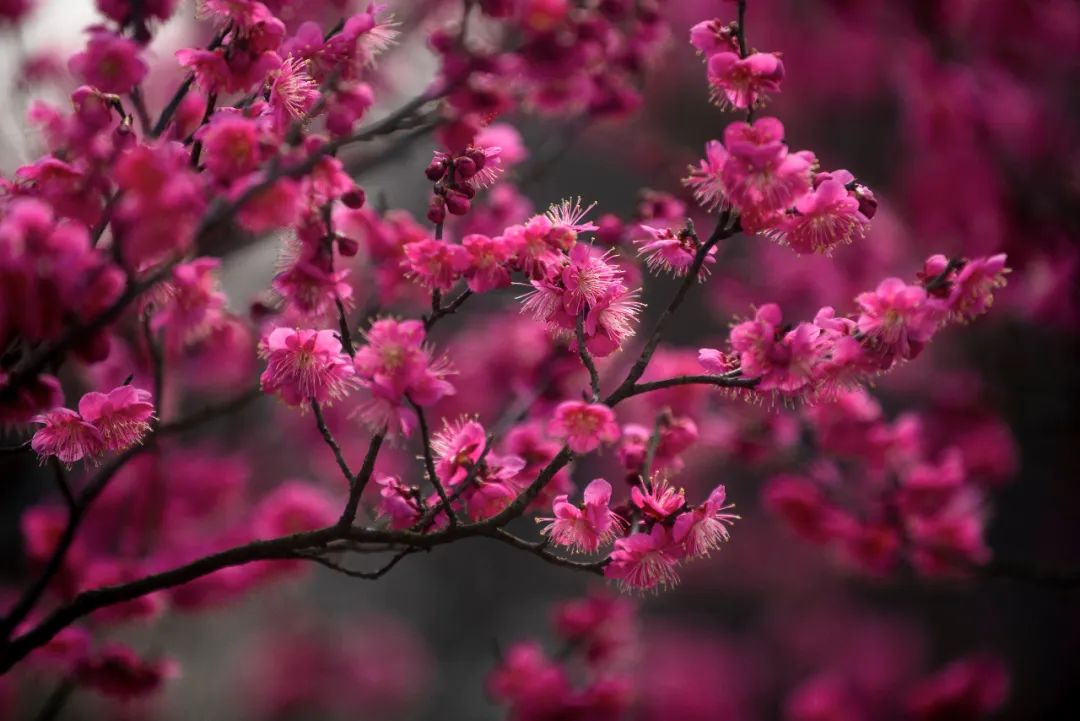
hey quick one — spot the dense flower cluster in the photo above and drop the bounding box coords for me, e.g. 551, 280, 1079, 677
0, 0, 1063, 716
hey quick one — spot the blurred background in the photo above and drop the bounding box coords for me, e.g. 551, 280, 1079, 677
0, 0, 1078, 719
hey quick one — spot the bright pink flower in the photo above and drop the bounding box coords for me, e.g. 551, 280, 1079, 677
763, 474, 846, 543
487, 641, 570, 709
68, 27, 147, 94
604, 524, 682, 592
728, 304, 819, 394
259, 327, 357, 407
462, 233, 513, 292
465, 478, 517, 521
77, 386, 155, 452
947, 254, 1009, 322
721, 117, 815, 222
267, 56, 319, 130
906, 655, 1009, 721
540, 478, 624, 554
706, 51, 784, 110
376, 475, 423, 529
770, 173, 869, 255
672, 485, 739, 558
548, 401, 619, 454
631, 477, 686, 521
636, 224, 718, 279
432, 417, 487, 487
856, 278, 939, 364
233, 175, 301, 234
31, 408, 103, 464
152, 258, 228, 354
617, 417, 699, 474
689, 18, 740, 57
196, 112, 268, 182
353, 319, 455, 435
272, 257, 353, 324
684, 139, 730, 211
402, 238, 470, 292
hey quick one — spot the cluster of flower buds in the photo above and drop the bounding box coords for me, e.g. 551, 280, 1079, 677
425, 145, 502, 224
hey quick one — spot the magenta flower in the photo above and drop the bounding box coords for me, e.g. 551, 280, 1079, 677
75, 644, 177, 700
196, 113, 268, 182
631, 477, 686, 521
267, 56, 319, 130
78, 386, 155, 452
604, 525, 683, 592
636, 224, 718, 279
684, 139, 731, 211
31, 408, 103, 464
856, 278, 939, 364
770, 173, 870, 255
152, 258, 228, 355
432, 417, 487, 487
540, 478, 624, 554
402, 238, 470, 292
672, 485, 739, 558
941, 254, 1009, 322
376, 475, 423, 530
461, 233, 513, 292
548, 401, 620, 454
259, 327, 357, 407
706, 51, 784, 110
721, 117, 815, 225
68, 27, 147, 94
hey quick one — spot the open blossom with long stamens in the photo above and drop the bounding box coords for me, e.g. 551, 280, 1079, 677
636, 224, 718, 279
267, 56, 319, 130
631, 477, 687, 521
855, 278, 939, 365
548, 401, 620, 454
259, 328, 357, 407
672, 485, 739, 558
78, 386, 155, 452
432, 417, 487, 487
768, 171, 870, 255
604, 525, 683, 592
706, 51, 785, 110
539, 479, 624, 554
31, 408, 103, 464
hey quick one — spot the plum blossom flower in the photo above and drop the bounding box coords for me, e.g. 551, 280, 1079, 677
856, 278, 939, 364
539, 478, 624, 554
31, 408, 103, 464
267, 56, 319, 130
706, 51, 784, 110
721, 117, 815, 227
548, 401, 620, 454
432, 417, 486, 487
631, 476, 686, 521
635, 224, 718, 279
769, 171, 870, 255
604, 525, 682, 592
376, 475, 423, 529
402, 238, 469, 292
77, 386, 155, 452
68, 27, 147, 94
672, 485, 739, 558
259, 328, 357, 407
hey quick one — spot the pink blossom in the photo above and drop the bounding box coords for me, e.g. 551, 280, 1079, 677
432, 417, 487, 487
77, 386, 155, 452
402, 238, 470, 292
706, 51, 785, 110
631, 477, 686, 521
259, 327, 357, 407
604, 525, 682, 592
31, 408, 103, 464
376, 475, 423, 530
684, 139, 731, 211
770, 174, 869, 255
856, 278, 939, 364
636, 224, 718, 279
152, 258, 228, 354
672, 485, 739, 558
68, 27, 147, 94
539, 478, 623, 554
548, 401, 620, 454
689, 18, 740, 57
462, 233, 513, 292
267, 56, 319, 130
196, 112, 268, 182
721, 117, 815, 223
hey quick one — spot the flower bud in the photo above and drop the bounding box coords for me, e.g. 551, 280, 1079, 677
341, 187, 366, 209
453, 155, 478, 179
444, 190, 471, 216
425, 157, 449, 181
427, 196, 447, 224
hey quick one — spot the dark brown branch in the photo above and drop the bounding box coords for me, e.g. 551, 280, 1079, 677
294, 547, 418, 580
311, 400, 354, 483
408, 398, 457, 527
576, 310, 601, 401
423, 288, 473, 331
339, 431, 384, 527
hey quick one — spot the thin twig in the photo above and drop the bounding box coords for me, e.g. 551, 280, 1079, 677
576, 310, 601, 401
311, 400, 354, 483
408, 398, 457, 527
